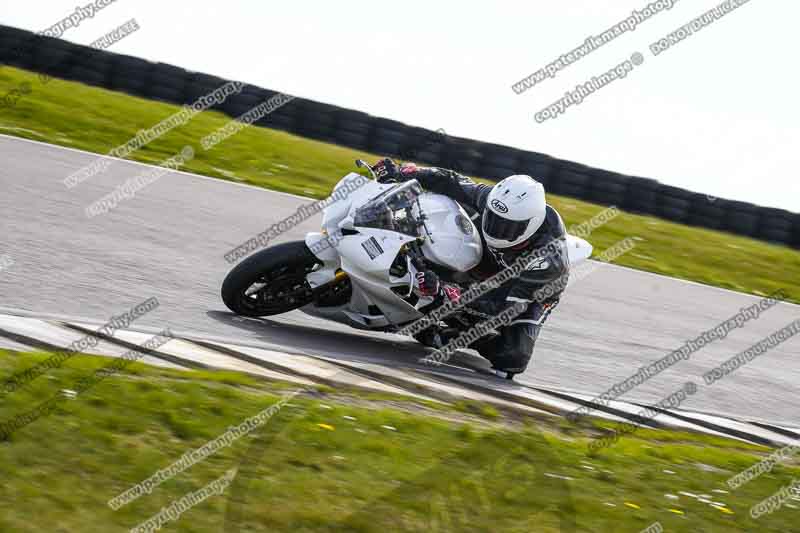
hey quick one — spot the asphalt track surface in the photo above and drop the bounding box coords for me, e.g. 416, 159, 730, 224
0, 134, 797, 426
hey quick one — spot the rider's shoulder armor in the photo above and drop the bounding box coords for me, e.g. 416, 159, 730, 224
505, 205, 569, 292
529, 205, 567, 247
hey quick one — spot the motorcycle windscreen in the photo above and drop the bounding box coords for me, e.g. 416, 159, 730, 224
353, 181, 423, 237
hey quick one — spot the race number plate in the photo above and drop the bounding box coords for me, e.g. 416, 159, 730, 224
361, 236, 384, 260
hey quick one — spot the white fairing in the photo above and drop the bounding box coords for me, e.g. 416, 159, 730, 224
302, 174, 435, 328
320, 173, 379, 230
300, 172, 591, 331
415, 194, 483, 272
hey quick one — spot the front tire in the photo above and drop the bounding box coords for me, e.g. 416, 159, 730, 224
221, 241, 321, 317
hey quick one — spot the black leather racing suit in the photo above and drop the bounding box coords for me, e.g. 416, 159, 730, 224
398, 165, 570, 373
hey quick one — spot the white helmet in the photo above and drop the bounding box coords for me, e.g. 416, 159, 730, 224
482, 175, 546, 250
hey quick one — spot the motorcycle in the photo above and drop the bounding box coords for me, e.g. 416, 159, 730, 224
221, 160, 593, 369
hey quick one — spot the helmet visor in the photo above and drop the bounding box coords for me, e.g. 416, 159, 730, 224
483, 210, 529, 244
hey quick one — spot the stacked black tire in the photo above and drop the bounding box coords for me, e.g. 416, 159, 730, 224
2, 24, 798, 249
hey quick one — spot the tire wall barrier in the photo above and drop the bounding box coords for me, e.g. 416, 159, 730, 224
1, 25, 798, 249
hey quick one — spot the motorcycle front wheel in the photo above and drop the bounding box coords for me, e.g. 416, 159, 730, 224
221, 241, 321, 317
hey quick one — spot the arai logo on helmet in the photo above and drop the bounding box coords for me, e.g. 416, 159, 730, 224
490, 199, 508, 213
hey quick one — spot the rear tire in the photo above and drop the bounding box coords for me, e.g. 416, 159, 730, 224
221, 241, 321, 317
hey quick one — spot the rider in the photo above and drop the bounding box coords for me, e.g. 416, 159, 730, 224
372, 158, 570, 377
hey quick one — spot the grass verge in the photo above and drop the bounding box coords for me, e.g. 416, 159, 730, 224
1, 66, 799, 302
1, 348, 799, 532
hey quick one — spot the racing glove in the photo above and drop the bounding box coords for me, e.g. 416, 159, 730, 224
415, 269, 440, 298
372, 158, 400, 183
442, 284, 461, 304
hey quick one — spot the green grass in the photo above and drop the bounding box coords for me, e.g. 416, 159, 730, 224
1, 66, 799, 302
2, 348, 800, 532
